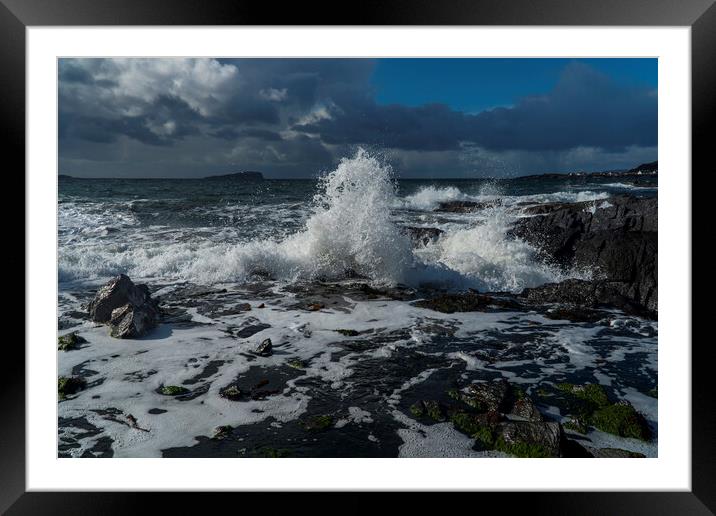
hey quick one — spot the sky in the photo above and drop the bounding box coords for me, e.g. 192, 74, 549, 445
58, 58, 657, 179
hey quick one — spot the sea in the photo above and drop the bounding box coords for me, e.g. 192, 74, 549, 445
57, 150, 658, 458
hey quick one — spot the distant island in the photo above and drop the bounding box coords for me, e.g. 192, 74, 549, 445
58, 174, 75, 179
204, 171, 264, 181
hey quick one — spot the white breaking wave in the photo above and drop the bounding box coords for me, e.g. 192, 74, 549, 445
400, 186, 471, 211
59, 149, 588, 291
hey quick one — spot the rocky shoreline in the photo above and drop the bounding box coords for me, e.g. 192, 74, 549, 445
57, 193, 657, 458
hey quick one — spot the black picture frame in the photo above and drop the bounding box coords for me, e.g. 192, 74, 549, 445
4, 0, 713, 513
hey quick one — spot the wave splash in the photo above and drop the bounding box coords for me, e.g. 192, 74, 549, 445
59, 149, 583, 291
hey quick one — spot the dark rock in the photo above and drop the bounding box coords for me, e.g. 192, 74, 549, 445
58, 332, 86, 351
159, 385, 189, 396
414, 291, 520, 313
88, 275, 160, 338
495, 421, 563, 457
423, 400, 446, 422
219, 385, 243, 401
510, 396, 544, 422
301, 415, 333, 432
462, 379, 511, 413
212, 425, 233, 440
109, 303, 158, 339
544, 305, 609, 323
58, 376, 86, 400
401, 226, 444, 246
511, 195, 657, 315
435, 199, 502, 213
254, 338, 272, 357
521, 278, 654, 319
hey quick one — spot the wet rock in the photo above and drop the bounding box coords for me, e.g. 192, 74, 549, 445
591, 400, 651, 441
254, 338, 273, 357
58, 332, 86, 351
557, 383, 651, 441
414, 291, 520, 313
510, 396, 544, 422
109, 303, 159, 339
58, 376, 86, 400
521, 278, 654, 319
87, 275, 160, 338
512, 195, 657, 315
461, 379, 511, 412
495, 421, 563, 458
159, 385, 189, 396
435, 199, 502, 213
212, 425, 233, 440
564, 416, 589, 434
301, 414, 333, 432
544, 305, 609, 323
334, 329, 360, 336
423, 400, 446, 422
402, 226, 444, 246
219, 385, 243, 401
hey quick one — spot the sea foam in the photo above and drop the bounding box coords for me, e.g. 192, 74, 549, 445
59, 149, 585, 291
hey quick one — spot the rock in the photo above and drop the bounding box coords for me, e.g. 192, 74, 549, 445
495, 421, 563, 457
334, 329, 359, 336
414, 291, 520, 313
58, 376, 86, 400
159, 385, 189, 396
510, 396, 544, 422
423, 400, 446, 422
219, 385, 243, 401
254, 338, 273, 356
401, 226, 444, 246
87, 274, 160, 338
591, 400, 651, 441
512, 195, 657, 315
109, 303, 159, 339
564, 417, 589, 434
435, 199, 502, 213
58, 332, 86, 351
556, 383, 651, 441
301, 415, 333, 432
212, 425, 233, 440
544, 305, 609, 323
521, 278, 654, 319
461, 379, 511, 412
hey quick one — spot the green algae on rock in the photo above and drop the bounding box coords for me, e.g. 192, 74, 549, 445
58, 332, 86, 351
160, 385, 189, 396
58, 376, 86, 400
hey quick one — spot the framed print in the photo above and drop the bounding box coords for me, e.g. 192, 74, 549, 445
5, 0, 714, 513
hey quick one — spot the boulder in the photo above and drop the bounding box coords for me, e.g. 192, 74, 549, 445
495, 420, 563, 457
254, 338, 273, 357
512, 196, 657, 315
87, 274, 160, 338
521, 278, 654, 318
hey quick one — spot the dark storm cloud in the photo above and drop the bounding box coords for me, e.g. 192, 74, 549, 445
295, 63, 657, 153
58, 58, 656, 178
